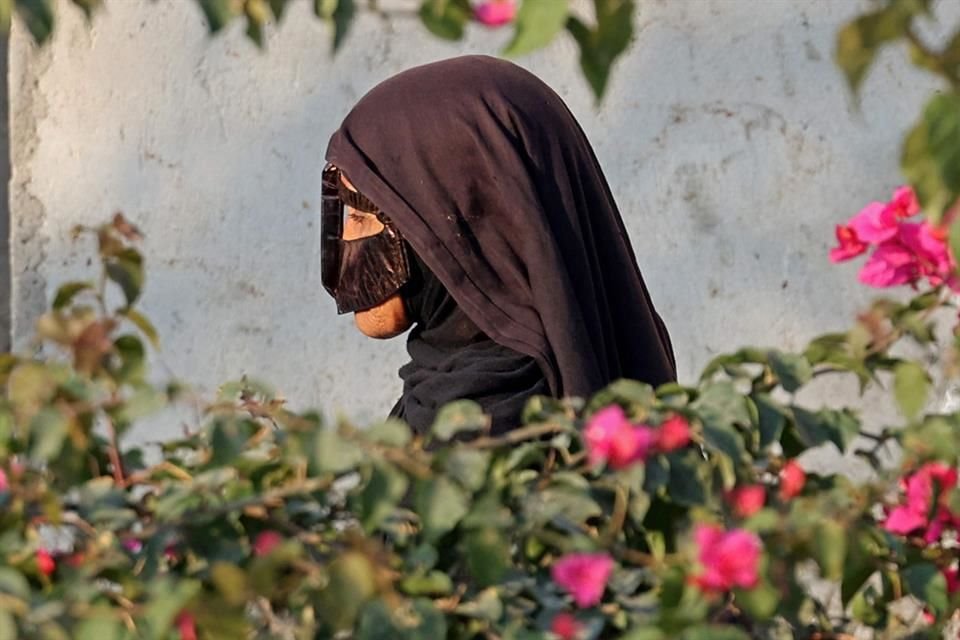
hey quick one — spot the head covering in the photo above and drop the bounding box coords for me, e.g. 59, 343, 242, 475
325, 55, 676, 408
391, 252, 549, 435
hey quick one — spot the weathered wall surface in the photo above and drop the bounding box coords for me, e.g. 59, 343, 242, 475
7, 0, 953, 443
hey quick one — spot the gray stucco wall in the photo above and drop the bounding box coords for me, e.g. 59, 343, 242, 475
6, 0, 951, 443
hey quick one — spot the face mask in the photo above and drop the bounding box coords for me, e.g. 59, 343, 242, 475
321, 165, 412, 314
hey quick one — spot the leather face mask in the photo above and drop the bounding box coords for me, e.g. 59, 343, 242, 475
321, 165, 411, 314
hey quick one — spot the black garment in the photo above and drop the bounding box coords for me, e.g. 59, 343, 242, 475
391, 253, 548, 435
325, 55, 676, 424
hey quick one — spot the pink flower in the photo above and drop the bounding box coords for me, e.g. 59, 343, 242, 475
253, 530, 283, 556
656, 415, 692, 452
944, 565, 960, 595
778, 459, 806, 500
550, 612, 582, 640
858, 241, 918, 287
36, 549, 55, 576
692, 525, 762, 592
726, 485, 766, 518
123, 538, 143, 554
176, 611, 198, 640
0, 468, 7, 492
473, 0, 516, 26
899, 222, 960, 291
551, 552, 615, 608
884, 462, 959, 543
829, 224, 868, 263
584, 406, 656, 469
849, 201, 899, 244
889, 185, 920, 219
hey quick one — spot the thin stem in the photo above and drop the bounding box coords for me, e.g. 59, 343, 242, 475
468, 422, 569, 449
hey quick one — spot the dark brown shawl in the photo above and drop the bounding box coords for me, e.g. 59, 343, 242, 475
325, 55, 676, 411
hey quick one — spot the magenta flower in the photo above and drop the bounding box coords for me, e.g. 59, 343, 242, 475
551, 552, 615, 608
778, 459, 806, 500
122, 538, 144, 554
692, 525, 762, 592
176, 611, 198, 640
849, 201, 899, 244
584, 406, 656, 469
550, 612, 582, 640
944, 565, 960, 595
726, 485, 766, 518
253, 530, 284, 556
473, 0, 517, 27
36, 549, 55, 577
656, 414, 692, 452
829, 224, 868, 263
889, 185, 920, 219
0, 468, 7, 493
858, 241, 918, 287
884, 462, 959, 543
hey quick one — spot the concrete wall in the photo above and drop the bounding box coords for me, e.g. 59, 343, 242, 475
7, 0, 953, 442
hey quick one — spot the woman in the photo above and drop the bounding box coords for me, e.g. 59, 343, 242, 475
322, 56, 676, 435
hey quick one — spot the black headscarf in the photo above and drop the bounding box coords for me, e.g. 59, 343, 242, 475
325, 55, 676, 427
391, 252, 549, 435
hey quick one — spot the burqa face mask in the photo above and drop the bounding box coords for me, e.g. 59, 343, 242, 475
321, 165, 411, 314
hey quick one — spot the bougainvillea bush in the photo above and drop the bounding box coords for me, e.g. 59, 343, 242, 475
8, 0, 960, 638
2, 200, 960, 640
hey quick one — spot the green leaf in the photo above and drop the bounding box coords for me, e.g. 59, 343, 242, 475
400, 570, 453, 596
893, 360, 930, 419
767, 351, 812, 393
812, 520, 846, 581
445, 447, 490, 491
679, 626, 750, 640
791, 407, 860, 453
432, 399, 489, 440
465, 527, 510, 587
903, 562, 948, 615
28, 407, 69, 462
754, 393, 787, 449
319, 552, 378, 631
850, 584, 888, 627
112, 334, 146, 383
734, 581, 778, 620
120, 308, 160, 348
52, 281, 93, 309
211, 562, 248, 606
414, 476, 470, 542
667, 451, 709, 506
454, 587, 503, 622
143, 578, 201, 638
692, 381, 751, 431
355, 461, 408, 532
104, 248, 144, 307
197, 0, 235, 32
903, 92, 960, 222
310, 427, 363, 474
565, 0, 634, 100
503, 0, 569, 57
15, 0, 54, 44
701, 421, 745, 462
523, 486, 602, 526
835, 3, 923, 93
418, 0, 470, 41
0, 610, 15, 640
365, 418, 411, 447
0, 568, 29, 599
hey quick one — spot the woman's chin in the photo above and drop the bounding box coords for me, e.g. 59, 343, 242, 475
353, 295, 411, 339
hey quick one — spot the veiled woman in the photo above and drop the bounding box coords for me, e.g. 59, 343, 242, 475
321, 56, 676, 435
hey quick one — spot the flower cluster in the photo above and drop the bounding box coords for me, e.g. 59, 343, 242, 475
883, 462, 959, 544
583, 406, 692, 469
692, 524, 762, 592
829, 186, 959, 290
